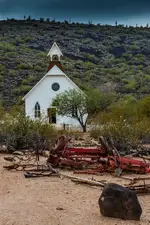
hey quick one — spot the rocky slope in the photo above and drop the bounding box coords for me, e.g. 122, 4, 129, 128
1, 19, 150, 107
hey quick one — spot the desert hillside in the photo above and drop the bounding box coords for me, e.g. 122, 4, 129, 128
1, 19, 150, 106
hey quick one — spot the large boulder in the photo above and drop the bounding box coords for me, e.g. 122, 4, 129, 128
98, 183, 142, 221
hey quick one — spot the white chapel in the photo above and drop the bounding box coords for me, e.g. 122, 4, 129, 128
22, 42, 84, 127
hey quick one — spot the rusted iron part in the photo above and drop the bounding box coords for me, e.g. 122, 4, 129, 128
47, 135, 71, 163
46, 135, 150, 175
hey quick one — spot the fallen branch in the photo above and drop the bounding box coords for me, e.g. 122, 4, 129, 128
24, 171, 59, 178
3, 164, 20, 170
127, 184, 150, 195
59, 173, 105, 187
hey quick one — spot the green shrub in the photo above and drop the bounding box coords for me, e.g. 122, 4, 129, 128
37, 52, 47, 58
0, 75, 3, 82
22, 35, 33, 42
90, 95, 150, 151
13, 88, 20, 95
6, 52, 17, 58
0, 55, 9, 61
19, 85, 31, 93
13, 85, 31, 95
0, 65, 5, 72
84, 61, 95, 69
8, 70, 16, 76
17, 63, 33, 70
34, 65, 43, 72
90, 117, 150, 151
21, 75, 35, 85
0, 113, 58, 152
122, 79, 137, 92
0, 42, 15, 51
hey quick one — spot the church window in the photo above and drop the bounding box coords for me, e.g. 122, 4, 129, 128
34, 102, 41, 118
52, 83, 60, 91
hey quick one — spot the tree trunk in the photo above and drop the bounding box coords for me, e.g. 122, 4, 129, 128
82, 124, 87, 132
77, 116, 87, 132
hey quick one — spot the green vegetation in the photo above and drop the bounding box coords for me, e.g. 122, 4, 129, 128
17, 63, 33, 70
8, 70, 16, 76
1, 87, 150, 151
90, 94, 150, 150
52, 88, 117, 132
0, 108, 57, 152
52, 89, 88, 132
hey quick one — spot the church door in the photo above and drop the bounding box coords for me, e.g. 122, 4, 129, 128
47, 108, 56, 124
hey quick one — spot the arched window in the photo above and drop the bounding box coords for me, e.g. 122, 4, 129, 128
34, 102, 41, 118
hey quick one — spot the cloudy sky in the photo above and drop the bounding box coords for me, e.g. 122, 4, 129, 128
0, 0, 150, 26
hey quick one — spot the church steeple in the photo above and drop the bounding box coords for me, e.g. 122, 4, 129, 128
47, 42, 63, 61
47, 42, 64, 72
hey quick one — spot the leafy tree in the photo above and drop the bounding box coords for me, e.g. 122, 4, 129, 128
52, 88, 117, 131
52, 89, 88, 132
86, 88, 117, 117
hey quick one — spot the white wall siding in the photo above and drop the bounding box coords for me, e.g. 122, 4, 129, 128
25, 75, 87, 126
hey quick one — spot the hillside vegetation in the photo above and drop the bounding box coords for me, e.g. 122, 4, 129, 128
1, 19, 150, 107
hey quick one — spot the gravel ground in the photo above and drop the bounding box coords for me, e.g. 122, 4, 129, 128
0, 154, 150, 225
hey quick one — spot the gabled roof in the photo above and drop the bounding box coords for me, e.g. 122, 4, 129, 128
47, 61, 64, 72
46, 65, 65, 75
47, 42, 63, 58
22, 65, 84, 100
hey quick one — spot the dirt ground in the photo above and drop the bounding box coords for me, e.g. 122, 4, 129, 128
0, 155, 150, 225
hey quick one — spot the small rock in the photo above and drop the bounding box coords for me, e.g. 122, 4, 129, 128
0, 145, 7, 153
56, 207, 64, 210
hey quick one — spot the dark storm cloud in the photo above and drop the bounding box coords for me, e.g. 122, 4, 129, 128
0, 0, 150, 20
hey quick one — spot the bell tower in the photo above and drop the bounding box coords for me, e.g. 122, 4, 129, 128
47, 42, 64, 72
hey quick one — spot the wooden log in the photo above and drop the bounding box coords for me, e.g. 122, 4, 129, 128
4, 156, 15, 162
59, 173, 105, 187
71, 177, 105, 187
3, 164, 19, 170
